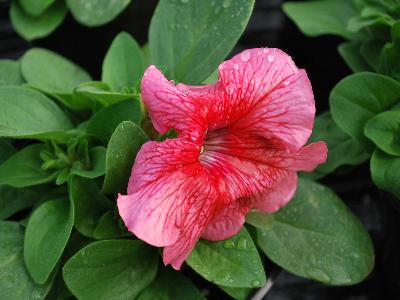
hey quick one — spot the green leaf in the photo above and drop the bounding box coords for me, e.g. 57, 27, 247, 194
102, 121, 148, 194
304, 112, 369, 179
19, 0, 56, 16
0, 144, 57, 188
360, 42, 382, 71
102, 32, 144, 92
364, 110, 400, 155
71, 146, 106, 179
10, 0, 66, 41
149, 0, 254, 84
69, 176, 111, 238
379, 21, 400, 80
24, 199, 74, 284
21, 48, 92, 103
370, 149, 400, 198
338, 42, 371, 72
73, 81, 135, 109
283, 0, 359, 39
0, 185, 48, 220
187, 227, 266, 288
66, 0, 131, 27
0, 221, 53, 299
0, 86, 72, 140
218, 285, 252, 300
0, 60, 24, 86
63, 240, 158, 300
92, 211, 121, 240
330, 72, 400, 152
86, 99, 142, 144
138, 269, 205, 300
0, 139, 16, 164
246, 178, 374, 285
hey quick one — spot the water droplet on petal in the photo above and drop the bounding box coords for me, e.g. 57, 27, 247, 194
240, 50, 251, 62
263, 48, 269, 54
268, 55, 275, 62
233, 63, 239, 70
284, 80, 291, 86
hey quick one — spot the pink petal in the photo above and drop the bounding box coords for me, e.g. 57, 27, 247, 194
211, 48, 315, 150
253, 172, 298, 213
201, 198, 252, 241
141, 66, 209, 141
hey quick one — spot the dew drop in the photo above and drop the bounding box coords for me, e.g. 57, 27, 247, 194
252, 280, 261, 287
263, 48, 269, 54
237, 237, 248, 250
240, 50, 251, 62
284, 80, 291, 86
180, 0, 189, 3
224, 240, 235, 249
222, 0, 232, 8
233, 63, 240, 70
267, 55, 275, 62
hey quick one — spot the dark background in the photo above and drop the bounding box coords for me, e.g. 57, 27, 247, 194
1, 0, 399, 299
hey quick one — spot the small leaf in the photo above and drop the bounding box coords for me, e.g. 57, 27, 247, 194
338, 42, 371, 72
360, 41, 382, 71
69, 176, 111, 238
63, 240, 158, 300
138, 269, 205, 300
71, 146, 106, 179
66, 0, 131, 27
10, 0, 66, 41
304, 111, 369, 179
86, 99, 142, 144
0, 60, 24, 86
21, 48, 92, 101
0, 86, 73, 140
246, 178, 374, 285
283, 0, 359, 39
150, 0, 254, 84
19, 0, 56, 16
102, 32, 144, 92
0, 144, 57, 188
24, 199, 74, 284
93, 211, 121, 240
379, 21, 400, 80
187, 227, 266, 288
330, 72, 400, 152
370, 149, 400, 198
102, 121, 148, 194
0, 221, 53, 299
0, 139, 16, 164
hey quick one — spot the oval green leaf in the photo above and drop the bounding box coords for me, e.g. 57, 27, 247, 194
0, 86, 72, 140
149, 0, 254, 84
24, 199, 74, 284
0, 60, 24, 86
187, 227, 266, 288
63, 240, 158, 300
246, 178, 374, 285
0, 221, 53, 299
370, 149, 400, 198
102, 121, 148, 194
71, 146, 106, 179
330, 72, 400, 152
10, 0, 66, 41
19, 0, 56, 16
102, 32, 144, 92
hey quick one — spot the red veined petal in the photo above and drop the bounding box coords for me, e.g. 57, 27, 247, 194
141, 66, 208, 141
201, 197, 252, 241
253, 172, 298, 213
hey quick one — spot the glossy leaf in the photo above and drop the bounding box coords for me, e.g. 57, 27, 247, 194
102, 121, 148, 194
24, 199, 74, 284
0, 144, 57, 188
330, 72, 400, 152
69, 176, 111, 238
246, 179, 374, 285
21, 48, 91, 98
63, 240, 158, 300
283, 0, 358, 39
10, 0, 66, 41
71, 146, 106, 179
66, 0, 131, 27
187, 227, 266, 288
86, 99, 142, 144
138, 269, 205, 300
304, 112, 369, 179
150, 0, 254, 84
19, 0, 55, 16
0, 222, 53, 299
371, 149, 400, 198
102, 32, 144, 91
0, 60, 24, 86
0, 86, 72, 140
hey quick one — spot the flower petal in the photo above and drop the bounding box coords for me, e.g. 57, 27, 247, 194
253, 172, 298, 213
141, 66, 209, 140
201, 197, 252, 241
212, 48, 315, 150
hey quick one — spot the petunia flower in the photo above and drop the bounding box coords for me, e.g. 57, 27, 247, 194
118, 48, 327, 270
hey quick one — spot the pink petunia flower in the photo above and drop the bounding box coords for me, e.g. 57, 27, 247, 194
118, 48, 327, 270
